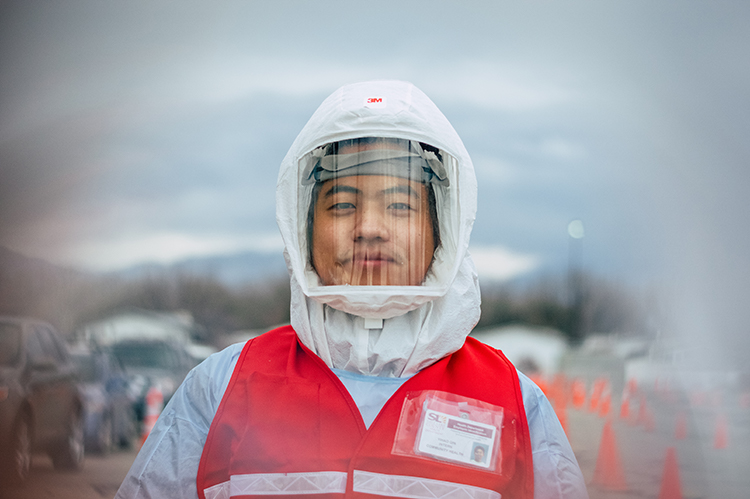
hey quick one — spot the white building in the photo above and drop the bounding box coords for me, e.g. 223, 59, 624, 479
472, 325, 568, 376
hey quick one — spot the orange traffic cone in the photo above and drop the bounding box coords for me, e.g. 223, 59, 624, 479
571, 378, 586, 409
589, 378, 604, 413
674, 412, 687, 440
635, 394, 648, 426
620, 396, 631, 420
626, 377, 638, 396
529, 373, 549, 397
550, 373, 567, 407
140, 386, 164, 446
591, 419, 627, 491
658, 447, 683, 499
598, 390, 612, 418
713, 413, 728, 449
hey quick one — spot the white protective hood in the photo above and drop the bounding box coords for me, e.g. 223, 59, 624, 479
276, 80, 481, 377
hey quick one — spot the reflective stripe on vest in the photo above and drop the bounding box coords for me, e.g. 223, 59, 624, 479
205, 472, 348, 499
352, 470, 501, 499
204, 471, 500, 499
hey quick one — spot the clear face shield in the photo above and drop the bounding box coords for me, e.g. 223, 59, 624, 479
297, 137, 460, 301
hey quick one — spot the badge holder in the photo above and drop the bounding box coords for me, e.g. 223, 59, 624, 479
392, 390, 504, 473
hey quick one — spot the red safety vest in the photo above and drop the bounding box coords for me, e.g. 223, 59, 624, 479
197, 325, 533, 499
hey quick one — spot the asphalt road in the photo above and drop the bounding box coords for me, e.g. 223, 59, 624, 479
2, 381, 748, 498
1, 446, 138, 499
567, 385, 750, 499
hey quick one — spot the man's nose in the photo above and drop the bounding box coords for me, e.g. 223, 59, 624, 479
354, 206, 390, 242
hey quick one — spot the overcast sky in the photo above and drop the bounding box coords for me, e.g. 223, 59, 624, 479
2, 1, 749, 365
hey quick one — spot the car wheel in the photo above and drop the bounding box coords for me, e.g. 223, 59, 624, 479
1, 416, 32, 485
51, 412, 84, 471
94, 413, 114, 455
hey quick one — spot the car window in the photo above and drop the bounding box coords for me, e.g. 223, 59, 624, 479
0, 322, 22, 366
37, 325, 68, 362
33, 325, 63, 363
111, 343, 180, 369
26, 329, 47, 365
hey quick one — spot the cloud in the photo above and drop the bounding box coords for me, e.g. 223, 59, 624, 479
469, 245, 540, 282
471, 156, 521, 186
538, 138, 587, 161
61, 230, 284, 271
426, 61, 576, 112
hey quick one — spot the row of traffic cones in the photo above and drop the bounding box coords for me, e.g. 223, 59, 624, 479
532, 373, 733, 497
620, 393, 655, 431
592, 420, 684, 498
579, 375, 732, 497
562, 375, 732, 447
656, 376, 750, 410
673, 411, 728, 448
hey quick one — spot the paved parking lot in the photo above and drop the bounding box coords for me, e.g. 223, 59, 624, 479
567, 385, 750, 498
3, 378, 748, 499
1, 447, 138, 499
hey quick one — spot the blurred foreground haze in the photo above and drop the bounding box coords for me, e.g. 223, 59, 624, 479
2, 4, 750, 498
1, 3, 749, 367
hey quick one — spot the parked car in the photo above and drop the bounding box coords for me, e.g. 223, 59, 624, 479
0, 316, 84, 484
69, 345, 137, 454
185, 342, 218, 368
108, 339, 194, 422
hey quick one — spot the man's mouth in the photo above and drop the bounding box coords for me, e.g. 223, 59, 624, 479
352, 252, 395, 264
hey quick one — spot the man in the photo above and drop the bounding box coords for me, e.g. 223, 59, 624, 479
473, 446, 486, 464
115, 80, 588, 499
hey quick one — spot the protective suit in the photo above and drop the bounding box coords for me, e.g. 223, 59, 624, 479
115, 81, 588, 499
277, 80, 481, 378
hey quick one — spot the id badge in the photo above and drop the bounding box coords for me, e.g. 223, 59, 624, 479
392, 391, 504, 473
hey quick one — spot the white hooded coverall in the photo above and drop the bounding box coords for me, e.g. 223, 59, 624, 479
115, 80, 588, 499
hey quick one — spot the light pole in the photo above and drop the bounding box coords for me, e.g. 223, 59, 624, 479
567, 220, 585, 343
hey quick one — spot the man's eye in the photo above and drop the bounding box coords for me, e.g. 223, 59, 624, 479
388, 202, 413, 211
329, 202, 355, 211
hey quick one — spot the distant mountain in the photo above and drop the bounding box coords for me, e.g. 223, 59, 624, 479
0, 245, 289, 292
0, 246, 93, 326
0, 246, 81, 280
109, 250, 289, 288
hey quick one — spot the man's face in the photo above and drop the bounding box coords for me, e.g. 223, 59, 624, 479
311, 174, 435, 286
473, 447, 485, 462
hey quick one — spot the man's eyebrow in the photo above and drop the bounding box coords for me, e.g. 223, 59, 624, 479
382, 185, 420, 198
323, 184, 361, 198
322, 183, 420, 198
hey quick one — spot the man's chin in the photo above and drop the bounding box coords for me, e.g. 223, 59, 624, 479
321, 262, 419, 286
324, 272, 403, 287
340, 275, 412, 287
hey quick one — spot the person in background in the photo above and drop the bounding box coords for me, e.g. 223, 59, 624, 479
116, 80, 588, 499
